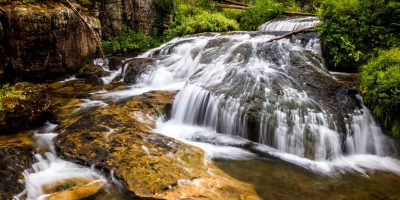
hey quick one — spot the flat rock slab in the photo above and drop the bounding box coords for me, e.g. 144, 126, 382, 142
55, 91, 259, 199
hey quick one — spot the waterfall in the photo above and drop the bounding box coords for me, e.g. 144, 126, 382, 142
110, 17, 400, 175
258, 16, 321, 32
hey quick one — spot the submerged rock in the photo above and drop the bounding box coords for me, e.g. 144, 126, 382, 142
0, 82, 51, 133
0, 133, 35, 200
55, 91, 259, 199
0, 2, 101, 81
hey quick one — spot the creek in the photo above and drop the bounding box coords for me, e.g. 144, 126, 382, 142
16, 16, 400, 199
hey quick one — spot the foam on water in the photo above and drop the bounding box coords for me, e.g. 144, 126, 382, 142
20, 153, 106, 200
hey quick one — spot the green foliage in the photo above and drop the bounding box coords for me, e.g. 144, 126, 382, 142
317, 0, 400, 69
102, 28, 163, 54
165, 7, 239, 38
222, 8, 245, 21
238, 0, 284, 30
360, 48, 400, 137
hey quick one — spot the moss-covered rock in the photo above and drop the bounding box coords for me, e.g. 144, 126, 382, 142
0, 82, 51, 133
54, 90, 259, 199
76, 64, 110, 85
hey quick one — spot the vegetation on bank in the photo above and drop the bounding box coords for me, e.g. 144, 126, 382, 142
360, 48, 400, 138
102, 28, 163, 54
317, 0, 400, 70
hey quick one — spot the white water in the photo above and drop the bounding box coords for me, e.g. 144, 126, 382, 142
20, 153, 106, 200
258, 16, 321, 32
109, 17, 400, 176
17, 119, 108, 199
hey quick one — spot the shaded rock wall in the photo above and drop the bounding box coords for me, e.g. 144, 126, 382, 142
0, 3, 101, 81
100, 0, 160, 39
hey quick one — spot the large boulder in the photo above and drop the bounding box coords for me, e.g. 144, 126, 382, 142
55, 91, 259, 199
0, 82, 51, 133
0, 134, 35, 200
0, 2, 101, 80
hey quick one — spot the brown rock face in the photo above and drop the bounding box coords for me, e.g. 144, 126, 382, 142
0, 21, 4, 81
100, 0, 160, 39
0, 3, 101, 80
0, 134, 35, 200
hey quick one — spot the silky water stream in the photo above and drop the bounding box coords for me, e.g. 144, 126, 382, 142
16, 16, 400, 199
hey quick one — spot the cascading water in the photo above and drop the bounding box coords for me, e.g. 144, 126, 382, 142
258, 16, 321, 32
16, 117, 109, 199
113, 17, 400, 175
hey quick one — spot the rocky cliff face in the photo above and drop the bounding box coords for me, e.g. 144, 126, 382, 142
0, 3, 101, 81
100, 0, 160, 39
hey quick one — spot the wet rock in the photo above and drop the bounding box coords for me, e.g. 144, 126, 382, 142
55, 91, 259, 199
44, 178, 106, 200
0, 134, 35, 200
123, 58, 154, 84
108, 56, 124, 71
0, 2, 101, 81
76, 64, 110, 85
0, 82, 51, 133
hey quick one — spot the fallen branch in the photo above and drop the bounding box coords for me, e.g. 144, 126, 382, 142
0, 7, 6, 14
265, 28, 314, 43
283, 11, 317, 17
219, 0, 248, 7
64, 0, 105, 59
216, 3, 247, 10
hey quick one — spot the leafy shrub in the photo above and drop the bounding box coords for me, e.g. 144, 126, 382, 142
165, 7, 239, 38
238, 0, 284, 30
222, 8, 245, 22
102, 28, 163, 54
360, 48, 400, 137
317, 0, 400, 69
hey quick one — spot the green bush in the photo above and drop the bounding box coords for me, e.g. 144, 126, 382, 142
165, 7, 239, 38
317, 0, 400, 69
238, 0, 284, 30
102, 28, 163, 54
360, 48, 400, 138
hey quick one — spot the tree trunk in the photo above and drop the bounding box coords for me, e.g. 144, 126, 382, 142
265, 28, 314, 43
216, 3, 247, 10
